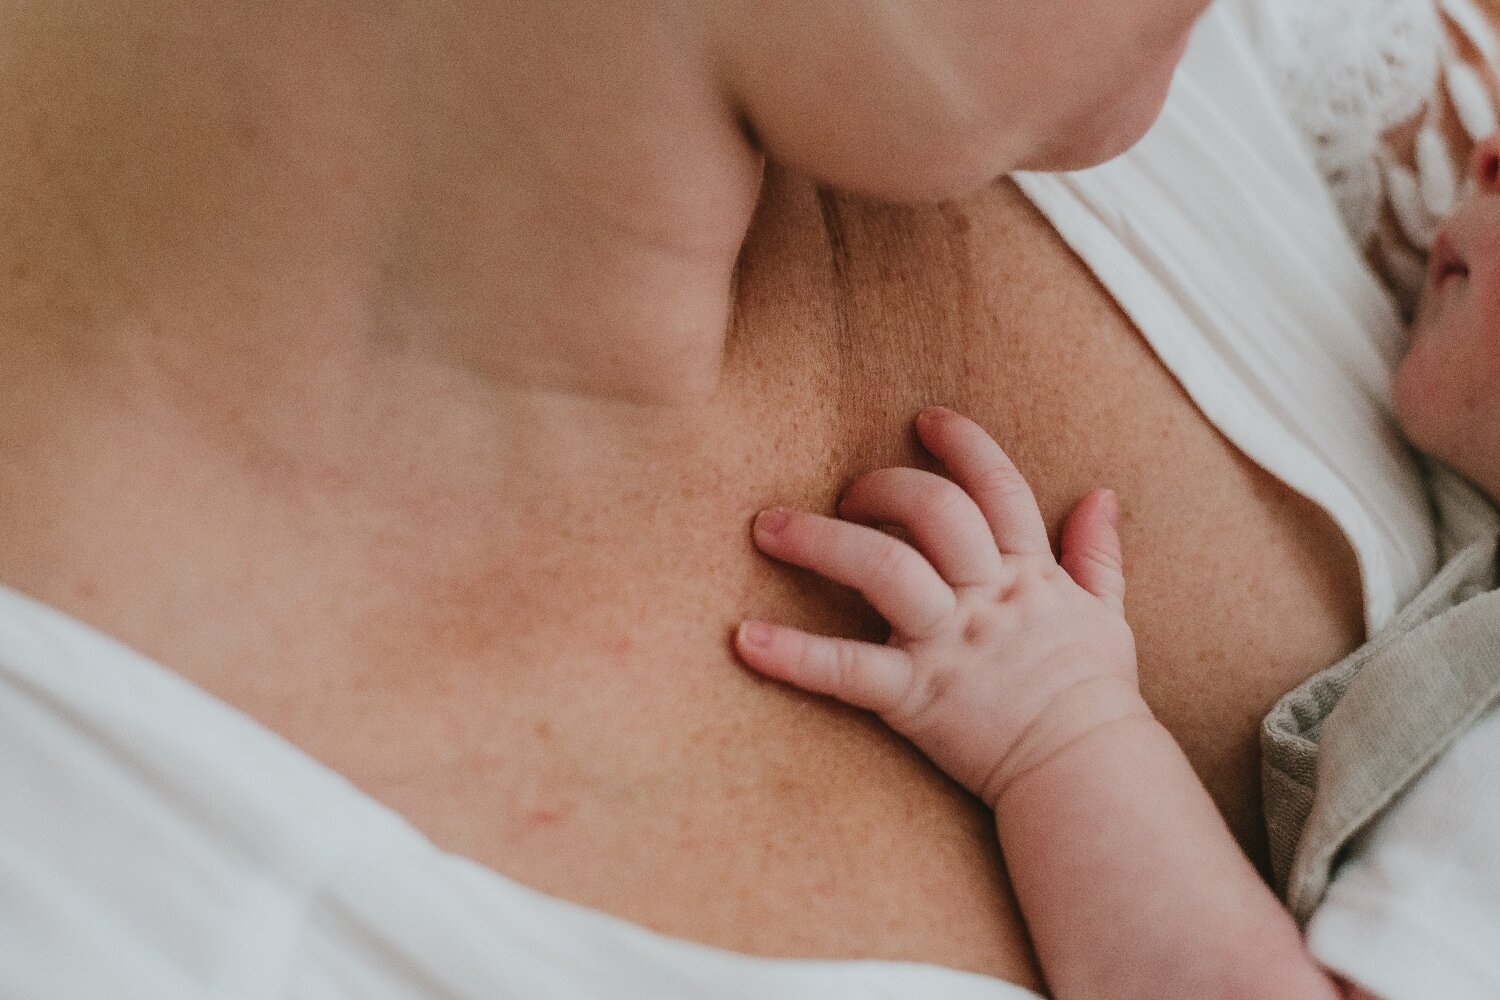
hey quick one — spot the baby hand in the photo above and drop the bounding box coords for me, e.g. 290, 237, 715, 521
736, 407, 1143, 808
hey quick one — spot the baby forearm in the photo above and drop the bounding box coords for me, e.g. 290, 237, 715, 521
994, 706, 1340, 1000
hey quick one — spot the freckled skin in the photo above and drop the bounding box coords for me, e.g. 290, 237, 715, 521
0, 170, 1367, 987
0, 0, 1372, 989
449, 174, 1363, 982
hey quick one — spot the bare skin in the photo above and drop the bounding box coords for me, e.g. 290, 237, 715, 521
1, 166, 1362, 989
731, 136, 1500, 1000
0, 0, 1453, 992
736, 408, 1342, 999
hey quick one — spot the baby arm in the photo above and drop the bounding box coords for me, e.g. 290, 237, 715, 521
736, 407, 1343, 1000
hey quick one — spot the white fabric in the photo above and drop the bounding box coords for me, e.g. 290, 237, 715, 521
1252, 0, 1500, 311
0, 584, 1037, 999
1255, 0, 1443, 249
1017, 0, 1453, 635
1306, 700, 1500, 1000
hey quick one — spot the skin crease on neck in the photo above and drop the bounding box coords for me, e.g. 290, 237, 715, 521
0, 0, 770, 740
0, 0, 1359, 989
0, 0, 771, 671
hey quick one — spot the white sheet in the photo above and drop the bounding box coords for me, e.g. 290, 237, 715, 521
0, 582, 1037, 999
1307, 700, 1500, 999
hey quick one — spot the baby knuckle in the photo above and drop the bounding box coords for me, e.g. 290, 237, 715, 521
829, 641, 861, 691
916, 477, 966, 515
866, 537, 914, 586
897, 663, 948, 719
1032, 564, 1061, 586
921, 660, 963, 707
1078, 545, 1122, 574
788, 633, 818, 673
971, 464, 1029, 504
1011, 563, 1057, 595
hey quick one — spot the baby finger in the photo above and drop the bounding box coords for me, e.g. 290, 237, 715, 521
839, 466, 1003, 586
753, 508, 956, 637
735, 621, 916, 715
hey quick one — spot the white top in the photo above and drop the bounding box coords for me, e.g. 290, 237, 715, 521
1307, 700, 1500, 999
1020, 0, 1500, 632
1017, 0, 1446, 635
0, 584, 1037, 999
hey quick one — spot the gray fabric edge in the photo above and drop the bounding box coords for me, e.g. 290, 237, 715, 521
1262, 535, 1500, 924
1261, 537, 1498, 898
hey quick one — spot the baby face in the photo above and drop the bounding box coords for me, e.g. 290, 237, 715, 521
1395, 136, 1500, 495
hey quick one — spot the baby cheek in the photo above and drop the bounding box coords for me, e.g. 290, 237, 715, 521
1392, 339, 1467, 462
1393, 323, 1500, 470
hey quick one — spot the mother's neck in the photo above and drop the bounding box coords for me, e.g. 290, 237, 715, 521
0, 0, 763, 408
0, 1, 766, 678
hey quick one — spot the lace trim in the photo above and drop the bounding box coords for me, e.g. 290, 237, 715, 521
1258, 0, 1500, 311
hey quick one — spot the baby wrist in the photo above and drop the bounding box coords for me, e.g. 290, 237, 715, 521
982, 676, 1155, 811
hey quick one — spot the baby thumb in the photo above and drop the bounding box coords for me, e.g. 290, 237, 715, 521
1059, 489, 1126, 616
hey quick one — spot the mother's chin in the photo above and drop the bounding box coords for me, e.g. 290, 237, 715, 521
1019, 30, 1194, 174
710, 0, 1209, 202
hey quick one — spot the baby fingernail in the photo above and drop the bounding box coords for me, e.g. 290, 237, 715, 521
756, 508, 791, 537
739, 622, 774, 649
